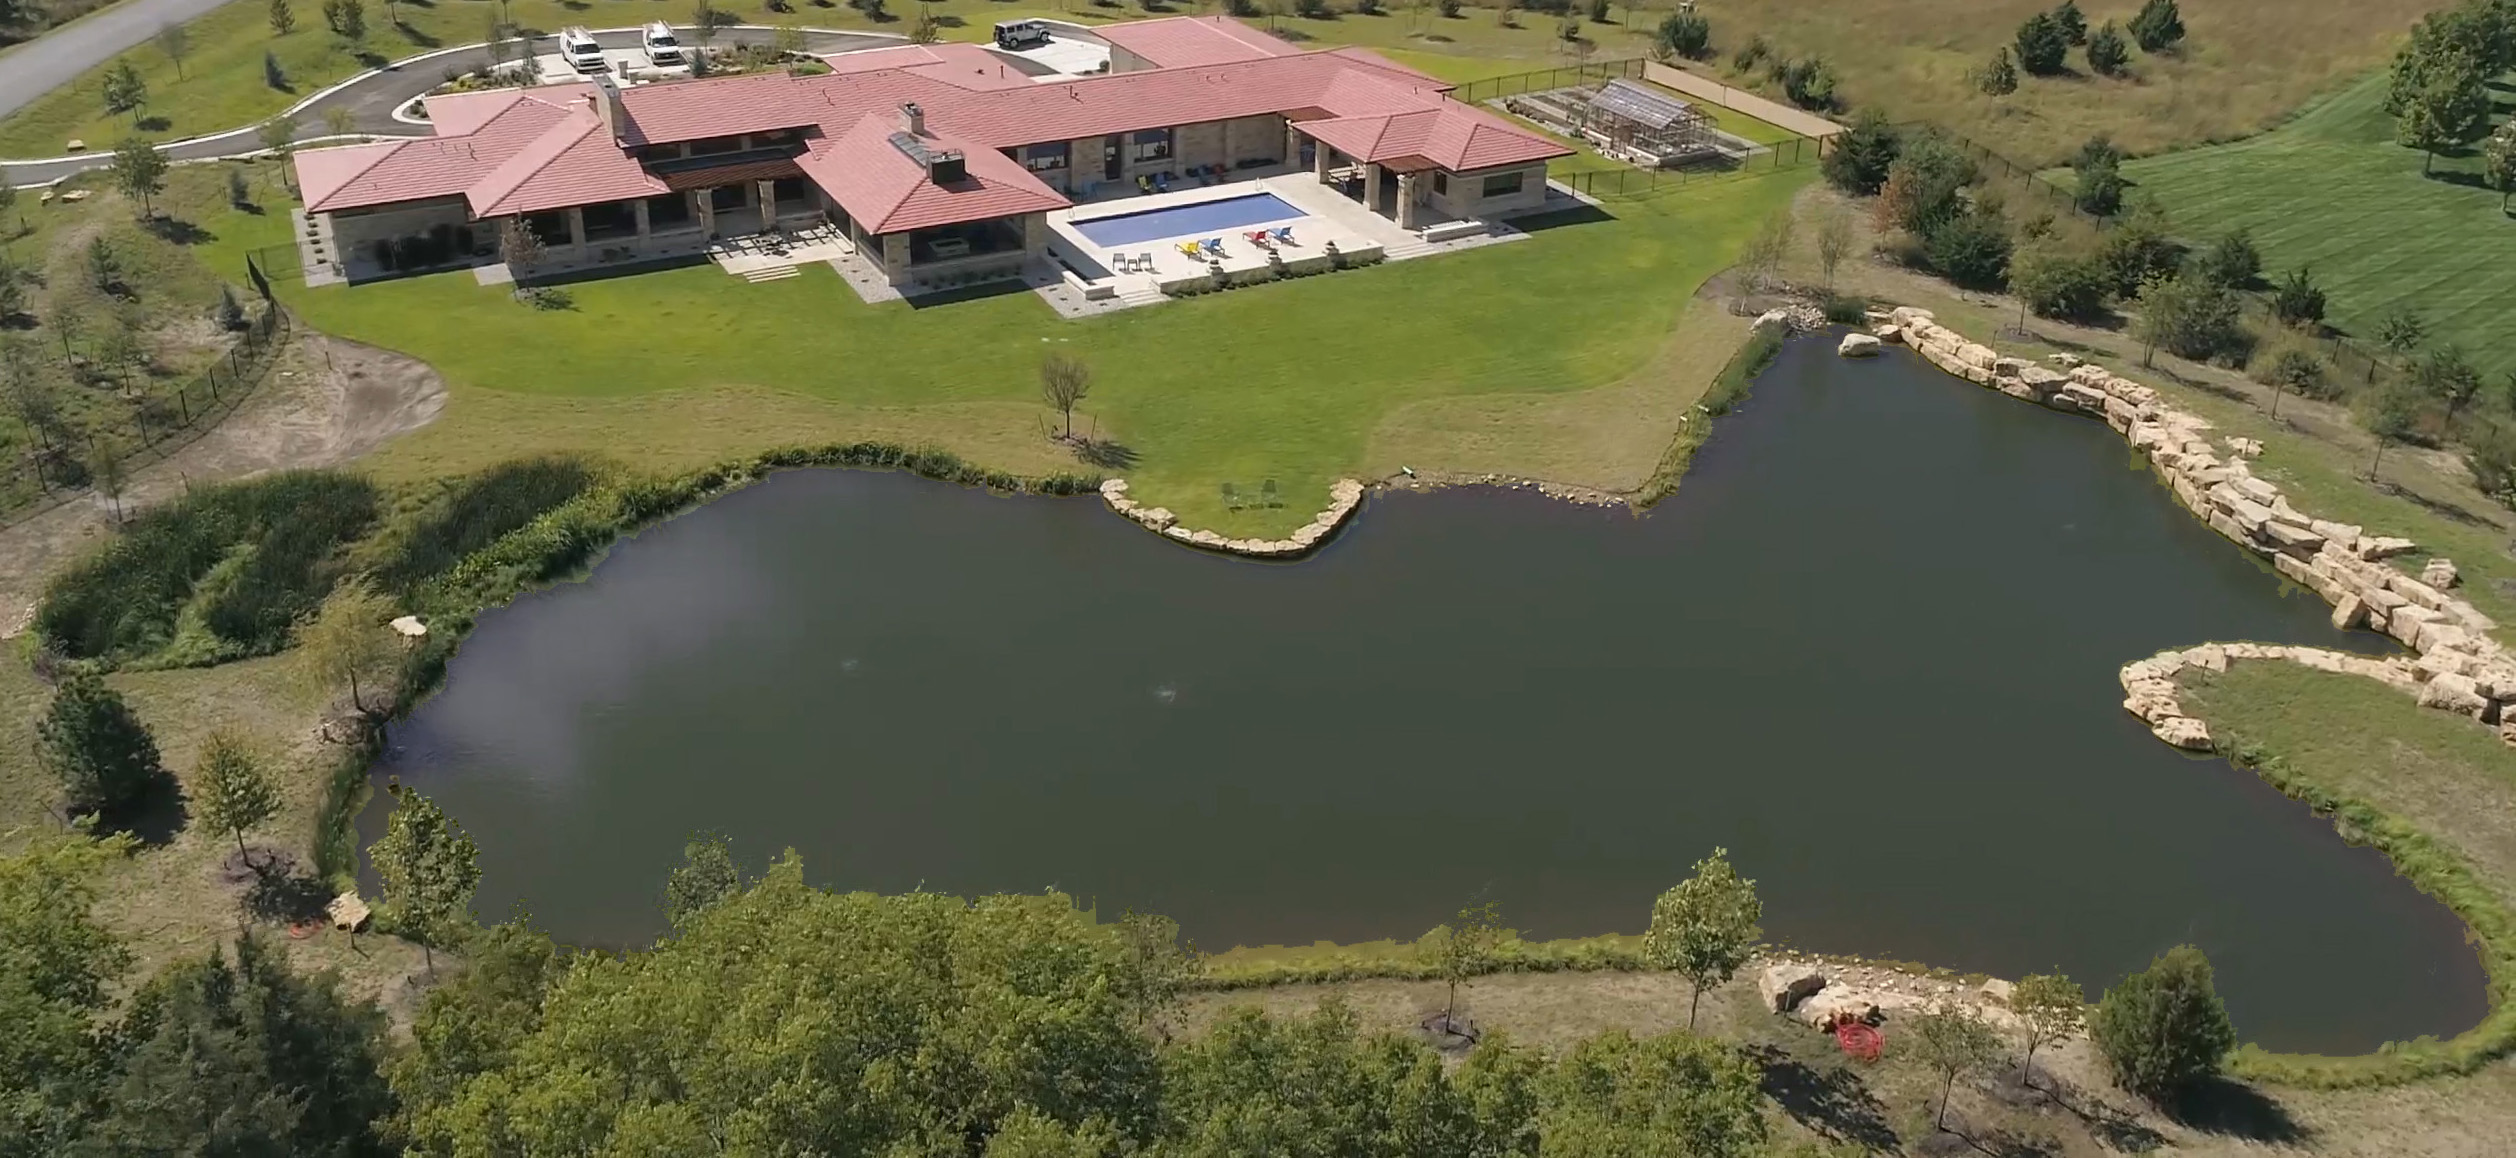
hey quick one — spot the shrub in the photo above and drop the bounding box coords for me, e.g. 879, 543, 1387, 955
2072, 134, 2124, 215
1435, 0, 1458, 15
1822, 110, 1900, 195
1655, 11, 1710, 60
2095, 200, 2181, 295
35, 471, 381, 665
2196, 228, 2261, 289
2011, 246, 2111, 321
1293, 0, 1330, 16
2052, 0, 2087, 44
1776, 57, 1837, 110
1731, 34, 1769, 73
1925, 212, 2013, 290
1877, 130, 1975, 236
2269, 266, 2328, 327
1586, 0, 1608, 23
2129, 0, 2185, 52
263, 51, 287, 91
2092, 945, 2236, 1103
214, 286, 247, 331
1352, 0, 1382, 13
1978, 47, 2018, 96
1818, 293, 1870, 324
2087, 21, 2130, 75
2253, 347, 2335, 400
2465, 416, 2516, 504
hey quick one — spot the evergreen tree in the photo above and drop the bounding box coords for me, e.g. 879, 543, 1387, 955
2091, 945, 2238, 1102
2052, 0, 2087, 44
2196, 227, 2261, 289
1654, 10, 1709, 60
2128, 0, 2184, 52
1978, 47, 2018, 96
269, 0, 296, 35
2015, 10, 2069, 75
2086, 20, 2130, 76
2269, 265, 2328, 327
2072, 133, 2124, 214
85, 933, 393, 1155
1820, 110, 1900, 195
36, 671, 164, 815
194, 731, 282, 864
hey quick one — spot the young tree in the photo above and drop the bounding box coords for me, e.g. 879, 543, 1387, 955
1039, 350, 1092, 439
1738, 209, 1795, 294
36, 670, 165, 815
193, 730, 282, 864
0, 180, 18, 237
338, 0, 365, 44
2051, 0, 2087, 43
156, 22, 191, 77
86, 236, 122, 296
323, 104, 356, 137
497, 217, 545, 289
1433, 897, 1507, 1029
371, 782, 481, 974
2011, 973, 2086, 1090
2127, 0, 2183, 52
1643, 847, 1762, 1030
2259, 348, 2324, 418
258, 112, 299, 188
663, 830, 739, 926
102, 61, 149, 125
2091, 944, 2237, 1103
1815, 207, 1853, 290
225, 165, 252, 209
2071, 134, 2124, 215
89, 438, 128, 521
2376, 306, 2429, 381
2014, 10, 2068, 76
2086, 20, 2129, 76
268, 0, 296, 35
2270, 265, 2327, 327
2196, 227, 2260, 289
2417, 343, 2483, 427
2359, 374, 2424, 481
297, 577, 400, 718
263, 48, 289, 90
1903, 1003, 2003, 1131
2486, 121, 2516, 211
109, 136, 169, 217
2009, 244, 2110, 323
1977, 46, 2018, 96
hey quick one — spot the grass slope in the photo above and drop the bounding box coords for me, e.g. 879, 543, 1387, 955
235, 167, 1805, 536
2127, 71, 2516, 381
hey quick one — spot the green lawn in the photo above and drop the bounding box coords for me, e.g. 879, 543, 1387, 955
2125, 70, 2516, 381
212, 165, 1806, 536
0, 0, 1656, 158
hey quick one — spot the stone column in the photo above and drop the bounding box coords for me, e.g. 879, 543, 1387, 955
696, 193, 716, 239
1285, 119, 1300, 168
881, 233, 909, 282
1363, 164, 1384, 217
1313, 139, 1330, 183
565, 207, 586, 249
633, 199, 651, 242
756, 179, 776, 229
1395, 173, 1419, 230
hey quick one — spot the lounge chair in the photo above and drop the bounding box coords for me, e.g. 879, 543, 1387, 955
1153, 173, 1172, 194
1176, 241, 1205, 259
1271, 226, 1296, 246
1221, 482, 1244, 511
1244, 230, 1273, 248
1200, 238, 1225, 257
1137, 175, 1155, 194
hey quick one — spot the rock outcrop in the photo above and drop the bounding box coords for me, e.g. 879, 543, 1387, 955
1837, 332, 1882, 358
1100, 478, 1366, 558
1875, 307, 2516, 746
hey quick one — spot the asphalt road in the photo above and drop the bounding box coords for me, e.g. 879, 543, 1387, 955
0, 0, 238, 125
2, 26, 899, 187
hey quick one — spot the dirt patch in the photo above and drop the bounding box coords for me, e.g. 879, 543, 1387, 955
0, 333, 446, 637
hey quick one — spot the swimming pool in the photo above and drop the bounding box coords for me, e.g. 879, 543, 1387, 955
1068, 193, 1306, 248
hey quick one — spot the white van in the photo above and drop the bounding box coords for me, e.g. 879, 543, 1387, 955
559, 26, 606, 74
642, 22, 683, 67
993, 20, 1051, 51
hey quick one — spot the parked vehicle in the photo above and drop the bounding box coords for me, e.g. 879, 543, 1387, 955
642, 22, 684, 67
560, 26, 607, 74
993, 20, 1051, 50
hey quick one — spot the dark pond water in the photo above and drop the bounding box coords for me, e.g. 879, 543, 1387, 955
366, 337, 2486, 1054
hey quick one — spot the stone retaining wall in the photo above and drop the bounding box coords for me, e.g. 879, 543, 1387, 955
1099, 477, 1365, 557
1877, 306, 2516, 750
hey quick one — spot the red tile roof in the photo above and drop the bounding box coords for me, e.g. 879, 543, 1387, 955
295, 20, 1563, 231
798, 113, 1068, 234
1095, 15, 1302, 68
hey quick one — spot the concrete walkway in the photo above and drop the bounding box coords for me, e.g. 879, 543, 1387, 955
2, 26, 900, 188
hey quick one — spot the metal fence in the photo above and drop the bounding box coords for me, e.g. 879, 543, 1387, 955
1453, 57, 1651, 105
1554, 136, 1824, 200
0, 305, 294, 527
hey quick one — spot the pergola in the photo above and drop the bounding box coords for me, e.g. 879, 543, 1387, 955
1576, 78, 1714, 167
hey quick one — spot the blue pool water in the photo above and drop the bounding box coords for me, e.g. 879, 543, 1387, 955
1069, 193, 1306, 247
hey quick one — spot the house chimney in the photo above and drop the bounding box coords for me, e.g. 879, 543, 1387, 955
590, 72, 626, 140
899, 102, 925, 137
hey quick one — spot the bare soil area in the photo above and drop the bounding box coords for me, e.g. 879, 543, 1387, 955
0, 334, 445, 637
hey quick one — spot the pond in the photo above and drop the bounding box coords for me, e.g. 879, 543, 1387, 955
366, 337, 2486, 1055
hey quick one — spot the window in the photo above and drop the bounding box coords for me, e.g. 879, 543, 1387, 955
1480, 170, 1525, 199
770, 177, 807, 206
1129, 128, 1172, 162
689, 136, 743, 157
1431, 171, 1448, 196
709, 184, 750, 212
522, 210, 571, 244
1023, 141, 1070, 172
646, 192, 693, 228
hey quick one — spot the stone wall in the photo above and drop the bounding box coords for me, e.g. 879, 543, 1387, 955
1878, 306, 2516, 749
1099, 477, 1364, 557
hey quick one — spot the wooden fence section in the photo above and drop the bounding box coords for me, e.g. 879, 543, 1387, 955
1640, 62, 1847, 140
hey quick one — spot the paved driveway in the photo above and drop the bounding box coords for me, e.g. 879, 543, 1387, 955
0, 0, 238, 124
3, 26, 899, 187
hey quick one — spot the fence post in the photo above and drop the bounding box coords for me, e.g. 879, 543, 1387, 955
177, 387, 190, 425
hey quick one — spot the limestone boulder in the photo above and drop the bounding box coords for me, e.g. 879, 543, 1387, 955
2224, 437, 2265, 458
2261, 521, 2324, 557
1873, 325, 1902, 343
2420, 672, 2490, 717
2472, 661, 2516, 701
2424, 558, 2461, 590
2311, 520, 2365, 545
1838, 332, 1883, 358
2152, 716, 2213, 750
1139, 507, 1179, 531
2331, 594, 2369, 631
1759, 964, 1827, 1013
2361, 536, 2418, 561
1979, 978, 2015, 1007
1796, 990, 1881, 1029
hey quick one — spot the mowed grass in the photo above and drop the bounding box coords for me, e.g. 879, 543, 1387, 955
2126, 71, 2516, 381
234, 168, 1806, 536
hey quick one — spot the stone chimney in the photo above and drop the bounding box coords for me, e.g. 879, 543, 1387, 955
590, 73, 626, 140
899, 101, 925, 137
